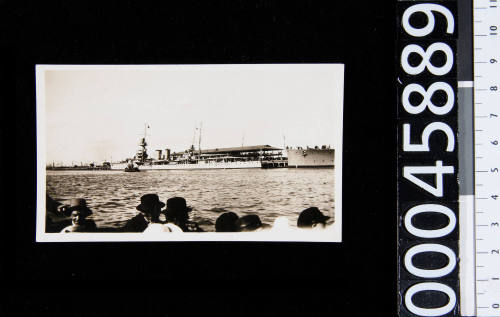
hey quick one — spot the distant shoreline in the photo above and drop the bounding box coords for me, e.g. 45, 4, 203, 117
46, 167, 112, 171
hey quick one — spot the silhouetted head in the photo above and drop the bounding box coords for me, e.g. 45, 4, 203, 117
136, 194, 165, 222
297, 207, 330, 229
215, 212, 239, 232
164, 197, 193, 224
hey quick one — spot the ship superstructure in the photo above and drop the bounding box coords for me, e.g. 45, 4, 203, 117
143, 145, 286, 170
111, 144, 286, 170
135, 137, 148, 163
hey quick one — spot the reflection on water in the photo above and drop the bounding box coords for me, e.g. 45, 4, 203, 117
46, 168, 335, 231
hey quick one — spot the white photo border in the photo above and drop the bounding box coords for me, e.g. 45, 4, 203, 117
35, 64, 344, 242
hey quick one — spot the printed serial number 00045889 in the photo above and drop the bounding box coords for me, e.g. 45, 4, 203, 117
399, 3, 459, 317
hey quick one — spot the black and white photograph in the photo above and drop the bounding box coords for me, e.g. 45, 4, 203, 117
36, 64, 344, 242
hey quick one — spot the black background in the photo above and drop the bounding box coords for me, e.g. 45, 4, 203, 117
10, 1, 396, 316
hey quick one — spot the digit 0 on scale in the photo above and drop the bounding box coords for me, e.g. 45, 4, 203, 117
397, 2, 459, 317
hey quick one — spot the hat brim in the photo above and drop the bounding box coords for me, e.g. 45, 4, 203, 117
68, 206, 93, 216
162, 206, 193, 213
313, 215, 331, 226
297, 215, 331, 228
313, 215, 331, 224
136, 201, 166, 212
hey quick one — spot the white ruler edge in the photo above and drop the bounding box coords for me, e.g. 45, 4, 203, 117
473, 0, 500, 316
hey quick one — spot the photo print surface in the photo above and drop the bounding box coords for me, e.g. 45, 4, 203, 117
36, 64, 344, 242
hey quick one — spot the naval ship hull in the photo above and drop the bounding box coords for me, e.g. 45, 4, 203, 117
111, 160, 262, 170
286, 148, 334, 168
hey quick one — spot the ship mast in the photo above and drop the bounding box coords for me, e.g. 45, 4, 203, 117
191, 125, 196, 152
198, 122, 202, 157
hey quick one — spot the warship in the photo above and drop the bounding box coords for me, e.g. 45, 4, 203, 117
111, 133, 287, 171
110, 125, 333, 171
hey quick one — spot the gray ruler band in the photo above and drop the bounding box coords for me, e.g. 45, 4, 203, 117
457, 1, 475, 317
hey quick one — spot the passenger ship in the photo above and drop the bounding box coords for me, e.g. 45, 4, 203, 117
286, 146, 335, 168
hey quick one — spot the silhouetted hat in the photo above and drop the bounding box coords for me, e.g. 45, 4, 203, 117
164, 197, 193, 222
165, 197, 192, 213
215, 212, 239, 232
67, 198, 93, 218
297, 207, 330, 228
236, 214, 263, 232
136, 194, 165, 213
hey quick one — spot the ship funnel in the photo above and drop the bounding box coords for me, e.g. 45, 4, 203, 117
165, 149, 171, 161
156, 150, 162, 160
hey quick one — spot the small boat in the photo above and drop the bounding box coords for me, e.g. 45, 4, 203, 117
124, 162, 140, 172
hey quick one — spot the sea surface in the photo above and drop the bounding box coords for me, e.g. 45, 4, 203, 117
46, 168, 335, 231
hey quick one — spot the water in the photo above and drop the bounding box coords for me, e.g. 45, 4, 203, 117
46, 168, 335, 231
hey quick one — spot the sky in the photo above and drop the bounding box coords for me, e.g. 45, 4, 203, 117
41, 64, 344, 165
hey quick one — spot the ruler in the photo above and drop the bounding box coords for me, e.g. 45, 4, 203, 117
474, 0, 500, 316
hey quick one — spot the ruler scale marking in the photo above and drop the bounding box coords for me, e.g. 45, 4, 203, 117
474, 0, 500, 316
